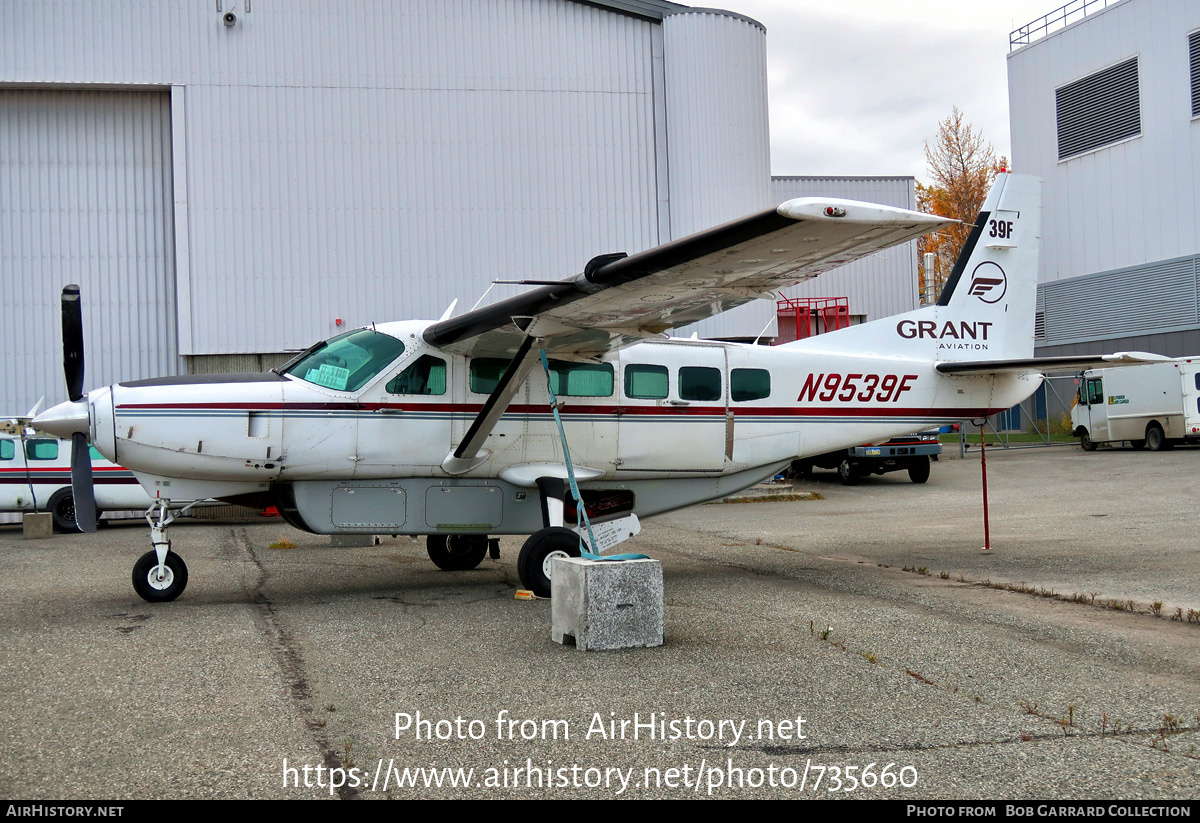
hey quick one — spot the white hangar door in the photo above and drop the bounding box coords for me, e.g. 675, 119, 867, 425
0, 89, 177, 413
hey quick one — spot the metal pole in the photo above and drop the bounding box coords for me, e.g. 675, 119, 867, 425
979, 421, 991, 551
922, 252, 936, 305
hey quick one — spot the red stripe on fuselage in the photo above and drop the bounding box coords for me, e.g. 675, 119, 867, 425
115, 402, 1002, 418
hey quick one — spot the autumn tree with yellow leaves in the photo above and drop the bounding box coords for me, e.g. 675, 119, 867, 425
917, 107, 1007, 302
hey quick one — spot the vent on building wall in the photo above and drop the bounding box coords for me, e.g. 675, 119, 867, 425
1055, 56, 1141, 160
1191, 30, 1200, 118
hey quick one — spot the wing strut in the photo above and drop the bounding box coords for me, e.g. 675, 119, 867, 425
441, 334, 539, 475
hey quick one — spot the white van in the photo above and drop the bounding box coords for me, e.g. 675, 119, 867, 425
0, 433, 152, 530
1071, 359, 1200, 450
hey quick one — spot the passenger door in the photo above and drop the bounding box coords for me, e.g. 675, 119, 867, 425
617, 342, 727, 473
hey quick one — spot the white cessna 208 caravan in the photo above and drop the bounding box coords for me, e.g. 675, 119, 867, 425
32, 173, 1152, 601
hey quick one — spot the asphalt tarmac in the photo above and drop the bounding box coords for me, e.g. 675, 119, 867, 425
1, 444, 1198, 800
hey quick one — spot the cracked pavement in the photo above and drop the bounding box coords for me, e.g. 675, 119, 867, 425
0, 445, 1198, 799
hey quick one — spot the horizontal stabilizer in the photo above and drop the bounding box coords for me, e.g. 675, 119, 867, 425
936, 351, 1172, 376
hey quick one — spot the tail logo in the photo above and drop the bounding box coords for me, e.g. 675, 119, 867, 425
967, 262, 1007, 304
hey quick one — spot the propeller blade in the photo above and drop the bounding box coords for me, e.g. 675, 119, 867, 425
62, 284, 85, 402
70, 432, 97, 533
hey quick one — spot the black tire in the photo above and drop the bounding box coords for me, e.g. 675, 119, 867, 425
426, 534, 488, 571
838, 459, 859, 486
788, 460, 813, 479
132, 550, 189, 603
1129, 439, 1146, 450
1079, 431, 1097, 451
517, 527, 584, 599
47, 488, 77, 533
1145, 425, 1168, 452
908, 456, 931, 484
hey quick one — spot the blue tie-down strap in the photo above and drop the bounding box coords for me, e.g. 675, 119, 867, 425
539, 349, 647, 563
581, 550, 649, 562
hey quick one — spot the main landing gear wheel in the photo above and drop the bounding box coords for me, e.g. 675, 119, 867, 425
426, 534, 489, 571
132, 550, 189, 603
908, 456, 931, 484
47, 488, 78, 533
518, 527, 584, 599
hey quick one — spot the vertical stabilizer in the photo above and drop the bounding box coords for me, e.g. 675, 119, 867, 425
784, 172, 1041, 364
933, 172, 1040, 362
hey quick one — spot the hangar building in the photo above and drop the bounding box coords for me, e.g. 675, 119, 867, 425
1, 0, 919, 416
1008, 0, 1200, 360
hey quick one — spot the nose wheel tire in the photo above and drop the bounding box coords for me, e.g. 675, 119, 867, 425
517, 527, 584, 599
426, 534, 489, 571
132, 550, 189, 603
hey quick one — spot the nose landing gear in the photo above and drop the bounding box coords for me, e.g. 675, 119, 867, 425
131, 500, 201, 603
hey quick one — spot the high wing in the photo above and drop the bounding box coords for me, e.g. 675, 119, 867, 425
936, 352, 1173, 376
424, 199, 954, 359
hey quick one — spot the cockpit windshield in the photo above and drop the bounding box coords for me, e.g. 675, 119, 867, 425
282, 328, 406, 393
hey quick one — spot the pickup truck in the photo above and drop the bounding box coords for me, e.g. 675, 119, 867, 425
789, 430, 942, 485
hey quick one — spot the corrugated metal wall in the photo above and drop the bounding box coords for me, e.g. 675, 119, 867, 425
1008, 0, 1200, 285
661, 10, 773, 340
0, 89, 177, 412
770, 176, 919, 323
1, 0, 667, 365
1039, 253, 1200, 347
2, 0, 779, 407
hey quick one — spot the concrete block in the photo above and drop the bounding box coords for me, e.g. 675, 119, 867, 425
330, 533, 376, 547
551, 557, 663, 651
22, 513, 53, 540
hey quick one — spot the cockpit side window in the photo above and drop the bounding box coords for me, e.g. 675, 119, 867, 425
387, 355, 447, 395
0, 439, 14, 460
283, 329, 406, 393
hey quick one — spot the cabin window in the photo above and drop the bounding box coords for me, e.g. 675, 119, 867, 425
0, 439, 13, 460
284, 328, 406, 393
89, 446, 104, 460
731, 368, 771, 401
387, 355, 447, 396
25, 439, 59, 460
679, 366, 722, 401
549, 360, 614, 397
624, 365, 668, 400
469, 358, 511, 394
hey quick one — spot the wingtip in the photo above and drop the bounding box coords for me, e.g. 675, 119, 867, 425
776, 198, 957, 228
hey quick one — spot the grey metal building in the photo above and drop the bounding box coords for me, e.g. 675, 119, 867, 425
771, 176, 919, 331
1008, 0, 1200, 360
1, 0, 774, 413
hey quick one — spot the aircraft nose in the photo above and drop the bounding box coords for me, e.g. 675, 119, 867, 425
32, 399, 90, 439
